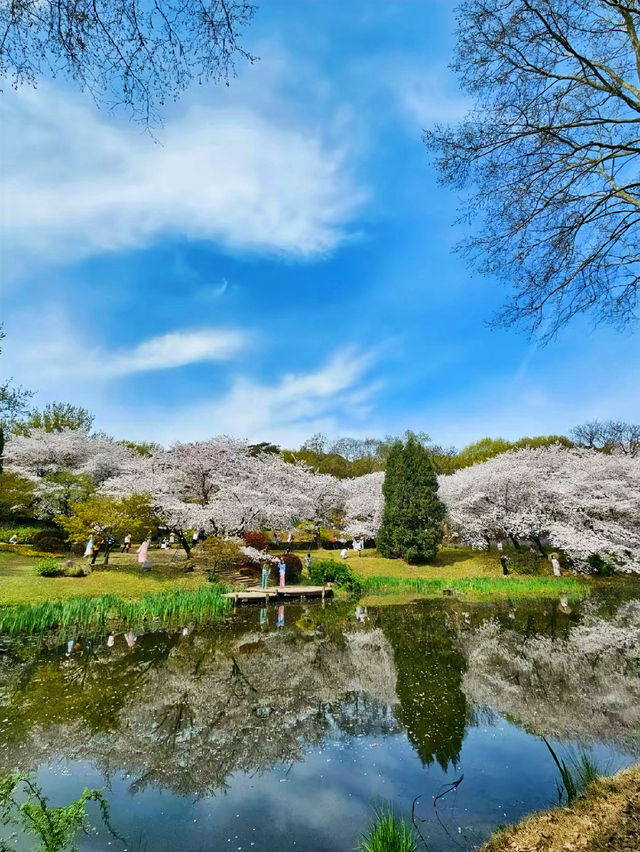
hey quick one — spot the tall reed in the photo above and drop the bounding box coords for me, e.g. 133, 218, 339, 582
361, 575, 588, 600
0, 584, 231, 636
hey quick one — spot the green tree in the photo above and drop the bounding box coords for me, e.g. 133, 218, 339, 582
376, 433, 445, 564
0, 472, 35, 520
57, 494, 157, 561
16, 402, 94, 434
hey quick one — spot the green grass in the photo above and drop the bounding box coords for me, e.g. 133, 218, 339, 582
0, 584, 231, 636
359, 574, 589, 601
0, 548, 210, 606
359, 809, 418, 852
311, 546, 589, 602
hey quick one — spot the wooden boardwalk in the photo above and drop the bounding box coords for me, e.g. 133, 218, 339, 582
224, 584, 333, 605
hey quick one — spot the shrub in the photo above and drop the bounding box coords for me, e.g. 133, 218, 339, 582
196, 536, 244, 574
587, 553, 616, 577
309, 559, 363, 595
33, 557, 65, 577
243, 530, 269, 551
0, 526, 46, 544
32, 529, 67, 553
510, 549, 544, 575
277, 552, 303, 584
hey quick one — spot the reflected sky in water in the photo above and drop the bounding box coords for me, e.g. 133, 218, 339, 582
2, 591, 639, 851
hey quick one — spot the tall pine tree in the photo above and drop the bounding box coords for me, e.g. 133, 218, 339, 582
377, 433, 445, 564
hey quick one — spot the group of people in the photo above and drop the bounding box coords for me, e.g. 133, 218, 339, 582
260, 559, 289, 589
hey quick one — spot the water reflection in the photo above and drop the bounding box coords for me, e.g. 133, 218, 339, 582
1, 593, 640, 850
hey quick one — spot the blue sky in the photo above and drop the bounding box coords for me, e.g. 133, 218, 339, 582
2, 0, 639, 449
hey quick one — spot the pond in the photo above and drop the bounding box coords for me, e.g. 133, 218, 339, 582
2, 585, 640, 851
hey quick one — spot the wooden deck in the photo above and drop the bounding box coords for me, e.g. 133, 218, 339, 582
224, 584, 333, 605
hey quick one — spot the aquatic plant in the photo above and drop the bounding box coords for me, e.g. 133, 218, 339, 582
360, 574, 588, 600
0, 584, 231, 636
359, 808, 417, 852
0, 772, 123, 852
543, 739, 603, 804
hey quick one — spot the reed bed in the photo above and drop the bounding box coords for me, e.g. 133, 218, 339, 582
0, 584, 231, 636
360, 574, 589, 600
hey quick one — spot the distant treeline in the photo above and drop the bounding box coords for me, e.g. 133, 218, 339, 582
279, 420, 640, 478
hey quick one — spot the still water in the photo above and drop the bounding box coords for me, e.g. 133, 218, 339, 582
2, 588, 640, 851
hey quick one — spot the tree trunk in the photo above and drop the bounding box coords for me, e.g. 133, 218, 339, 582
509, 534, 521, 550
532, 535, 546, 556
177, 530, 191, 557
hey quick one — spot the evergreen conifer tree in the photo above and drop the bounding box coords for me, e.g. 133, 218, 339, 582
377, 433, 445, 564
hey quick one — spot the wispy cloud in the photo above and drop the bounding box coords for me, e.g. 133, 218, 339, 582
149, 346, 382, 446
2, 85, 366, 273
5, 317, 248, 385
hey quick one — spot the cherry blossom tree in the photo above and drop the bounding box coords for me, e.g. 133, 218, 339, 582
439, 445, 640, 570
100, 437, 347, 555
3, 428, 138, 482
342, 472, 384, 539
2, 428, 141, 518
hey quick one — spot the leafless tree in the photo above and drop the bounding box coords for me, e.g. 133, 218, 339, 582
425, 0, 640, 340
0, 0, 257, 124
571, 418, 640, 454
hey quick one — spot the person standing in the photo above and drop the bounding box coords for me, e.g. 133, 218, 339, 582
278, 559, 286, 588
340, 547, 348, 560
273, 532, 281, 547
90, 538, 102, 566
304, 553, 312, 571
497, 540, 504, 553
500, 554, 509, 576
121, 533, 132, 553
261, 562, 270, 589
191, 530, 199, 548
137, 538, 151, 570
551, 555, 562, 577
84, 536, 94, 558
169, 532, 175, 546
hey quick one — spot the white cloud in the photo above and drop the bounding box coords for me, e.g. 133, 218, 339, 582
5, 316, 248, 384
384, 60, 470, 129
145, 346, 382, 446
2, 84, 366, 271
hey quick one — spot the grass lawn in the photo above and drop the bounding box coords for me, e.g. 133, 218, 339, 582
1, 543, 588, 610
0, 548, 208, 606
312, 546, 590, 602
312, 545, 502, 579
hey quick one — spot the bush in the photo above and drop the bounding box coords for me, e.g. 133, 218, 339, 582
32, 529, 67, 553
196, 536, 244, 574
309, 559, 363, 595
62, 560, 89, 578
243, 530, 269, 551
277, 552, 303, 584
33, 557, 65, 577
587, 553, 616, 577
0, 526, 46, 544
509, 549, 544, 575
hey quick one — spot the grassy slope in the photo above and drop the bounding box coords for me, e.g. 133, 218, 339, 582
483, 764, 640, 851
0, 549, 209, 606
